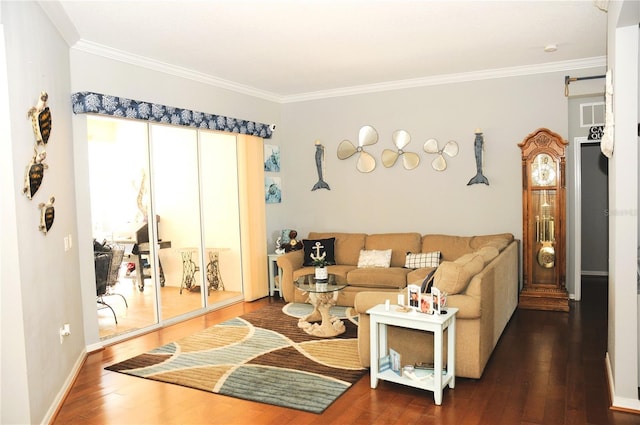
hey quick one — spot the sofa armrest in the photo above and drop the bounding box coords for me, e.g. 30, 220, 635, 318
276, 249, 304, 302
354, 290, 403, 314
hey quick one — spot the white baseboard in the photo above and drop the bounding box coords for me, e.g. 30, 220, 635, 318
41, 348, 87, 425
582, 270, 609, 277
605, 352, 640, 414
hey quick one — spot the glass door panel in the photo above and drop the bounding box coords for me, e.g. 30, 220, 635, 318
87, 115, 158, 340
199, 132, 244, 306
149, 124, 204, 320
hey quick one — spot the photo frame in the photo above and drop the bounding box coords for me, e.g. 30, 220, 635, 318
432, 287, 442, 315
420, 293, 434, 314
407, 284, 421, 309
264, 144, 280, 172
265, 176, 281, 203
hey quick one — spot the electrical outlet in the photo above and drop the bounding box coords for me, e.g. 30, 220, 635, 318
68, 234, 73, 249
64, 236, 69, 252
59, 323, 71, 344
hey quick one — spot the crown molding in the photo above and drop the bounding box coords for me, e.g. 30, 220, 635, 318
72, 40, 282, 103
281, 57, 607, 103
73, 39, 605, 104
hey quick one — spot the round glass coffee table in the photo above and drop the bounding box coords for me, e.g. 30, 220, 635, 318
295, 275, 347, 337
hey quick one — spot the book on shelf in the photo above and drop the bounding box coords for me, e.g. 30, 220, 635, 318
379, 348, 402, 376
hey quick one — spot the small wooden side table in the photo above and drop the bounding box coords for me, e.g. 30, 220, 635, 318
267, 253, 283, 297
368, 305, 458, 405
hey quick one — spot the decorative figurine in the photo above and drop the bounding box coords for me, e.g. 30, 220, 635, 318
23, 149, 48, 199
27, 91, 52, 145
38, 196, 55, 234
311, 140, 330, 191
467, 129, 489, 185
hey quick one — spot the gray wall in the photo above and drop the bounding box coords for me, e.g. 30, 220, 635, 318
1, 2, 83, 423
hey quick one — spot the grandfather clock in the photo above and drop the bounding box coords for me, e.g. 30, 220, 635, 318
518, 128, 569, 312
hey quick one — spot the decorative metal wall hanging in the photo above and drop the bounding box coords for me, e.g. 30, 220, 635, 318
337, 125, 378, 173
467, 129, 489, 185
423, 138, 459, 171
23, 149, 48, 199
38, 196, 55, 234
27, 91, 52, 145
382, 130, 420, 170
311, 140, 330, 190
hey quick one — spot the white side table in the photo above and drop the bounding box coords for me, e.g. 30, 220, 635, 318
267, 253, 283, 297
367, 305, 458, 405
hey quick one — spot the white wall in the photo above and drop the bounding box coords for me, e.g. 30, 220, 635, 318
606, 0, 640, 410
1, 2, 83, 423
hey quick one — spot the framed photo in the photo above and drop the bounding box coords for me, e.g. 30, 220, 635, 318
264, 144, 280, 172
432, 287, 442, 315
420, 293, 434, 314
407, 284, 421, 309
390, 348, 401, 376
265, 176, 282, 203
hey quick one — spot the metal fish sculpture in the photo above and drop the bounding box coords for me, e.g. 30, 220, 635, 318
311, 140, 330, 191
467, 129, 489, 185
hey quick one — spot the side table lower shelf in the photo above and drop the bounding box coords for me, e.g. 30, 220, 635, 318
367, 304, 458, 405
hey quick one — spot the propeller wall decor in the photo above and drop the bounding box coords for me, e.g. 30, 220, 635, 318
382, 130, 420, 170
337, 125, 378, 173
423, 138, 459, 171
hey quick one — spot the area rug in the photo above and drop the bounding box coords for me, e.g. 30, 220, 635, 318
106, 303, 365, 414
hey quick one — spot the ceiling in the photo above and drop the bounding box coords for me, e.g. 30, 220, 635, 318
50, 1, 608, 102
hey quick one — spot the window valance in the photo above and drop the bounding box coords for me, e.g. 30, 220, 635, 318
71, 91, 273, 139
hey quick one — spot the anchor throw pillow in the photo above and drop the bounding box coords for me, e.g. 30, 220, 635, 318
302, 238, 336, 266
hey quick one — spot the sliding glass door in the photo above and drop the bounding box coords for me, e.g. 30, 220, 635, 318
88, 116, 245, 341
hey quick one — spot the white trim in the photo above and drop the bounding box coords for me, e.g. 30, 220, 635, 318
42, 349, 87, 425
72, 39, 606, 104
606, 352, 640, 412
573, 136, 586, 301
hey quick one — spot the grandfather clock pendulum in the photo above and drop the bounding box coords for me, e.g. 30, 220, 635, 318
518, 128, 569, 312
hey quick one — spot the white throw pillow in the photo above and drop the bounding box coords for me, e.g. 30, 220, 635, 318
404, 251, 441, 269
357, 249, 392, 268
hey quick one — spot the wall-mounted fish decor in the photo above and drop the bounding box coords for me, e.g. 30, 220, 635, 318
312, 140, 330, 191
467, 129, 489, 185
27, 91, 52, 145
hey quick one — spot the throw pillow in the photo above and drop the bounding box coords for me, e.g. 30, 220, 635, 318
357, 249, 392, 268
433, 254, 484, 295
302, 238, 336, 266
404, 251, 440, 269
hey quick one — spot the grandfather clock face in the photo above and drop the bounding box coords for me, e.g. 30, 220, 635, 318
531, 153, 557, 186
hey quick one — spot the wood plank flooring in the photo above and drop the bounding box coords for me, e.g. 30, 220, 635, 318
54, 277, 639, 424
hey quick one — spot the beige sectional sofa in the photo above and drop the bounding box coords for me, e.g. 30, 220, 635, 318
277, 231, 519, 379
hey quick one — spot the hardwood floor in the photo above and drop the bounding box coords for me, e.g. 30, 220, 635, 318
54, 277, 639, 424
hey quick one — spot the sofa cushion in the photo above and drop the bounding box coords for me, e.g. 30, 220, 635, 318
476, 246, 500, 263
347, 267, 409, 289
365, 233, 421, 267
421, 234, 474, 261
308, 232, 366, 266
406, 266, 436, 284
469, 233, 514, 251
404, 251, 440, 269
302, 237, 336, 266
357, 249, 392, 268
433, 254, 484, 295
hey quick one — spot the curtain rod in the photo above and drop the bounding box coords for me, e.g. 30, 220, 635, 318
564, 74, 606, 97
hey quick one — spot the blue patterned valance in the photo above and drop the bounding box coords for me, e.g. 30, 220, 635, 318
71, 91, 273, 139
